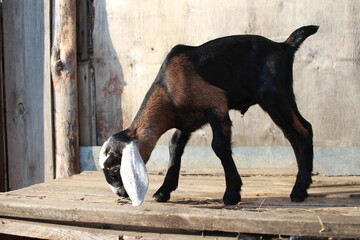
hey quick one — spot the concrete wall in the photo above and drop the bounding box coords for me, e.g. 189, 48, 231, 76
90, 0, 360, 174
81, 146, 360, 175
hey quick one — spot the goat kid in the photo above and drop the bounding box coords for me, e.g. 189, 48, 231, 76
99, 25, 319, 206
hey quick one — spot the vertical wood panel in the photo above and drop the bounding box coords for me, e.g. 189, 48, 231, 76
93, 0, 125, 144
78, 62, 96, 146
93, 0, 360, 147
77, 0, 89, 62
43, 0, 54, 182
0, 2, 6, 192
77, 0, 97, 146
3, 0, 48, 190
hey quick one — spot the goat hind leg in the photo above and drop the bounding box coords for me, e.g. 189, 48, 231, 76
263, 102, 313, 202
153, 129, 191, 202
288, 110, 313, 202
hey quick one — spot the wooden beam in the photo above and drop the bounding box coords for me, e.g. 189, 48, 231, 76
43, 0, 55, 182
0, 1, 6, 192
51, 0, 79, 178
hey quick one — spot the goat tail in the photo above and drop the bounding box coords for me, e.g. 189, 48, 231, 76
284, 25, 319, 50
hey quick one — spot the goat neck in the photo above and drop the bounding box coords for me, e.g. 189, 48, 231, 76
128, 85, 175, 162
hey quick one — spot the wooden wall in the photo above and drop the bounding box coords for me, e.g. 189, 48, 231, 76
93, 0, 360, 148
2, 0, 91, 190
2, 0, 53, 190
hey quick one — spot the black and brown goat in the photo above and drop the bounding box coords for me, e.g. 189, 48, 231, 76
99, 25, 319, 206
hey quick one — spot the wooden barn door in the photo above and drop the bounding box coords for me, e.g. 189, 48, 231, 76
2, 0, 53, 190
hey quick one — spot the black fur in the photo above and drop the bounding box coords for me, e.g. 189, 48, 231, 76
102, 131, 132, 198
102, 25, 319, 204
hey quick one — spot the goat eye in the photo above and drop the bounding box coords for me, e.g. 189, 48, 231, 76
107, 167, 120, 178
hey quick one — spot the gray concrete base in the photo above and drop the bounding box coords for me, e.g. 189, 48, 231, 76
80, 146, 360, 176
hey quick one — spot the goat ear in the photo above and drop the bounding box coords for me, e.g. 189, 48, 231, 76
120, 141, 149, 206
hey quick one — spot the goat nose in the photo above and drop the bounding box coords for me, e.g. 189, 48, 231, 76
117, 187, 129, 198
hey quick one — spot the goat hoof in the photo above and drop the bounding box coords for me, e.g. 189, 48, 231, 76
223, 192, 241, 205
290, 189, 308, 202
290, 196, 305, 202
153, 191, 170, 202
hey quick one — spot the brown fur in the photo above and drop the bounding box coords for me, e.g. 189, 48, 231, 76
130, 86, 175, 161
292, 112, 309, 136
165, 55, 229, 116
131, 55, 231, 161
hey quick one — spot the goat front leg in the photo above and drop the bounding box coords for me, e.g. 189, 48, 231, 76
207, 110, 242, 205
153, 129, 191, 202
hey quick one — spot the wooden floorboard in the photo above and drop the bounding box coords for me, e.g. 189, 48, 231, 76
0, 171, 359, 239
0, 217, 239, 240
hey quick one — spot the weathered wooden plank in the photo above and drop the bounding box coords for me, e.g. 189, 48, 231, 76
3, 0, 50, 190
4, 176, 360, 218
0, 218, 234, 240
0, 218, 120, 240
0, 196, 359, 238
51, 0, 79, 178
93, 0, 126, 143
0, 172, 359, 238
0, 2, 6, 192
5, 173, 360, 210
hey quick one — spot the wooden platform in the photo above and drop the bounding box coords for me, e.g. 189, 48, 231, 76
0, 171, 359, 239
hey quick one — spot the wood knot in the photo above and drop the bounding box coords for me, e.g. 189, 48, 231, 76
55, 59, 64, 73
17, 102, 26, 115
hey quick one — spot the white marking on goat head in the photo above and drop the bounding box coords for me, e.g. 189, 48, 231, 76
99, 139, 110, 169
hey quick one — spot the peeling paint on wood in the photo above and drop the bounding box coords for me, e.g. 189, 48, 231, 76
102, 73, 125, 97
93, 0, 125, 143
